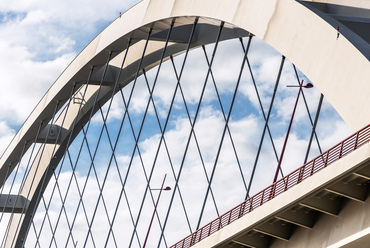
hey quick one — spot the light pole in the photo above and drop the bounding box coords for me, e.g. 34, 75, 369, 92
273, 80, 313, 183
143, 174, 171, 248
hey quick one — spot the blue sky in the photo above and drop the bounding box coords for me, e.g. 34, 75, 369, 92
0, 0, 141, 153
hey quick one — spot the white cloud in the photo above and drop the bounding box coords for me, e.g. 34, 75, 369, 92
0, 121, 16, 158
0, 39, 75, 126
0, 0, 141, 125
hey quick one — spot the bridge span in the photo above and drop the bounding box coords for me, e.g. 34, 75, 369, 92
1, 0, 370, 247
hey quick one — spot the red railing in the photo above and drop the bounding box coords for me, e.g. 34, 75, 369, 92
170, 124, 370, 248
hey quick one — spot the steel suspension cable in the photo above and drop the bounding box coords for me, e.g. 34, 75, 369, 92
2, 123, 40, 248
50, 67, 97, 247
59, 41, 131, 247
117, 86, 151, 247
157, 20, 225, 247
245, 56, 286, 200
141, 66, 193, 235
123, 71, 169, 248
239, 37, 280, 164
57, 51, 117, 247
9, 119, 51, 247
47, 70, 98, 247
31, 99, 72, 247
99, 31, 155, 247
79, 125, 119, 248
11, 102, 58, 246
304, 93, 324, 164
201, 42, 249, 195
196, 33, 251, 230
34, 84, 89, 247
292, 65, 323, 156
74, 29, 153, 248
169, 55, 210, 232
83, 90, 167, 247
78, 49, 140, 248
22, 100, 61, 247
96, 40, 136, 247
33, 82, 85, 247
126, 22, 177, 248
96, 85, 150, 247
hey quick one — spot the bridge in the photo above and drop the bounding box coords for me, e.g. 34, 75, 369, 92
172, 125, 370, 247
1, 0, 370, 247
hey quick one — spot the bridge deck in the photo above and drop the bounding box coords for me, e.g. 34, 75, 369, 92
171, 124, 370, 248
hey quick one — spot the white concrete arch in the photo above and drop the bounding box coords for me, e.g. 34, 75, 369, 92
1, 0, 370, 246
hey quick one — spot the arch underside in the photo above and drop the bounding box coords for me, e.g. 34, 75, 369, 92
1, 0, 370, 247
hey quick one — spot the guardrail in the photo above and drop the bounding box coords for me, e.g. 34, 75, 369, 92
170, 123, 370, 248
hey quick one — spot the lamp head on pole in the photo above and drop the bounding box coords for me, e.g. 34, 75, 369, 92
150, 186, 172, 191
303, 83, 313, 88
286, 81, 314, 88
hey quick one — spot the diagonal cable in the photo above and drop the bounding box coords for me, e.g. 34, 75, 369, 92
125, 23, 179, 248
240, 37, 280, 164
22, 100, 61, 245
33, 83, 80, 247
48, 64, 112, 248
8, 120, 43, 248
78, 125, 119, 248
17, 98, 62, 246
201, 42, 249, 194
101, 29, 154, 247
142, 68, 193, 234
196, 32, 251, 230
304, 93, 324, 163
158, 20, 225, 247
245, 56, 286, 200
70, 29, 153, 248
169, 55, 219, 223
49, 67, 97, 248
92, 41, 147, 247
292, 65, 323, 156
53, 51, 119, 247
